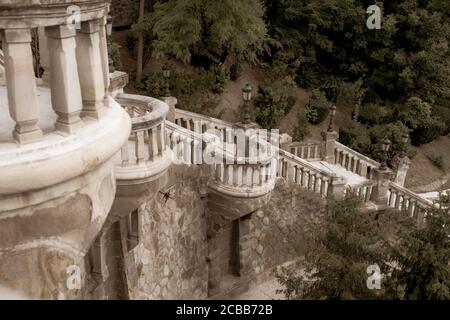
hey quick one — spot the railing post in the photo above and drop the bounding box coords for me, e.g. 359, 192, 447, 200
321, 130, 339, 164
328, 176, 347, 200
162, 97, 177, 122
391, 155, 411, 187
370, 168, 393, 209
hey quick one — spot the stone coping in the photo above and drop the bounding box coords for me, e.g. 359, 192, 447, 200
116, 93, 169, 131
0, 0, 108, 29
0, 97, 131, 196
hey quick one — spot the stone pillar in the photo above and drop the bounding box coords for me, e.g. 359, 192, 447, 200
162, 96, 177, 122
2, 28, 42, 144
392, 156, 411, 187
76, 20, 106, 119
370, 168, 393, 209
98, 16, 110, 105
321, 130, 339, 164
328, 176, 347, 200
46, 25, 83, 134
238, 213, 256, 278
38, 26, 51, 84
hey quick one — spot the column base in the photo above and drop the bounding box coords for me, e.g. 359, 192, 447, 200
13, 127, 43, 144
81, 101, 107, 119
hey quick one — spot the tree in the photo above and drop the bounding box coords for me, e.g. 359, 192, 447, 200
385, 192, 450, 300
142, 0, 267, 63
276, 196, 387, 300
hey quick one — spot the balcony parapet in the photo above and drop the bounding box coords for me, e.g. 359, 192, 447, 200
114, 93, 171, 185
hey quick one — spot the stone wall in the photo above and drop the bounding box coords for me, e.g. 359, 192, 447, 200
110, 0, 139, 28
252, 179, 327, 282
123, 164, 210, 299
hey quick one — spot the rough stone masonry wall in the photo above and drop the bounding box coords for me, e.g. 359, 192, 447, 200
250, 179, 327, 282
126, 164, 210, 299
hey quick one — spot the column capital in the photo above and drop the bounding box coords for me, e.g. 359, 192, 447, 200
1, 28, 32, 43
45, 24, 77, 39
79, 20, 100, 34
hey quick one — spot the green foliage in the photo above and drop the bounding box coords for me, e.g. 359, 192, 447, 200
359, 104, 395, 125
401, 97, 446, 146
263, 0, 450, 104
293, 112, 310, 141
254, 75, 297, 129
338, 121, 371, 152
337, 79, 366, 107
229, 60, 242, 81
142, 68, 219, 114
306, 89, 329, 124
211, 63, 228, 94
142, 0, 267, 63
433, 104, 450, 135
110, 42, 123, 71
385, 192, 450, 300
277, 196, 387, 300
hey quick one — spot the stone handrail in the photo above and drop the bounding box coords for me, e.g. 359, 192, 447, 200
388, 181, 433, 221
334, 141, 380, 178
114, 94, 170, 183
175, 108, 233, 132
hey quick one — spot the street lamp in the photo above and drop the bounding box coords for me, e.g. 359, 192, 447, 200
327, 105, 337, 132
162, 63, 171, 97
242, 83, 253, 124
400, 133, 409, 158
106, 15, 115, 73
380, 138, 392, 170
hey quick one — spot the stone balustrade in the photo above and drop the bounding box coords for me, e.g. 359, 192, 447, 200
287, 141, 323, 161
347, 180, 377, 203
388, 182, 433, 223
333, 141, 380, 179
277, 148, 336, 198
0, 0, 111, 144
114, 93, 170, 184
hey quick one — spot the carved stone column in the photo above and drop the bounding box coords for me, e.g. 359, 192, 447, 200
46, 24, 83, 134
76, 20, 106, 119
2, 28, 42, 144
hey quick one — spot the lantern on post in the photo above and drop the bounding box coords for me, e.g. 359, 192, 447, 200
380, 138, 392, 170
242, 83, 253, 124
327, 105, 337, 132
162, 63, 171, 97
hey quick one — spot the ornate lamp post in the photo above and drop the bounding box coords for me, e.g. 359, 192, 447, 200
327, 105, 337, 132
162, 63, 171, 97
400, 133, 409, 158
106, 15, 115, 73
380, 138, 392, 170
242, 83, 253, 124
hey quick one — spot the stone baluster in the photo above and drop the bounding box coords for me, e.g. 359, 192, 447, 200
120, 143, 129, 166
2, 28, 43, 144
46, 24, 83, 134
76, 20, 106, 119
135, 131, 145, 164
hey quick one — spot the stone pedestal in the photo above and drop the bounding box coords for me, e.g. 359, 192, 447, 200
392, 156, 411, 187
371, 168, 393, 209
328, 176, 347, 200
162, 97, 177, 122
321, 130, 339, 164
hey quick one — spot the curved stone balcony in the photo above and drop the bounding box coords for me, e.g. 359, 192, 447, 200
114, 93, 171, 187
0, 0, 131, 299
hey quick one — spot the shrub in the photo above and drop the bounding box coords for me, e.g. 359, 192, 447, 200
229, 61, 242, 81
359, 103, 395, 125
293, 112, 310, 141
338, 121, 371, 152
427, 155, 444, 170
337, 79, 366, 106
254, 76, 297, 129
110, 42, 123, 71
211, 63, 228, 94
433, 104, 450, 135
410, 118, 447, 146
368, 122, 410, 163
306, 89, 330, 124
